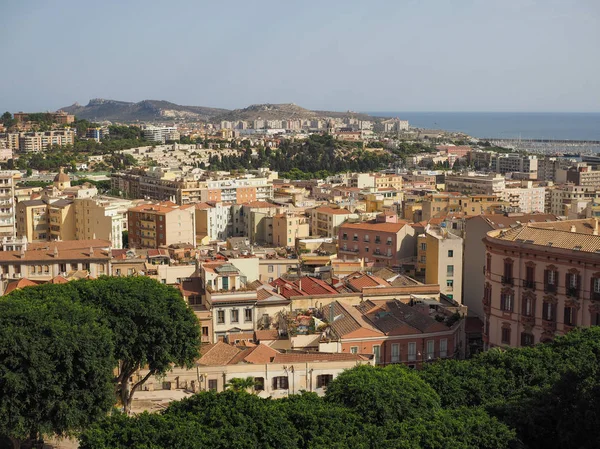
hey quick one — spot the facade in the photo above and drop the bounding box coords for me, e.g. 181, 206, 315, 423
259, 258, 299, 283
423, 227, 463, 302
272, 213, 310, 247
195, 202, 233, 242
74, 197, 133, 249
0, 171, 19, 237
421, 193, 506, 220
482, 219, 600, 348
142, 126, 179, 143
48, 199, 76, 241
566, 165, 600, 187
549, 185, 600, 216
462, 213, 558, 319
491, 154, 538, 179
500, 182, 545, 213
445, 174, 505, 195
15, 130, 75, 152
127, 202, 196, 248
16, 200, 49, 242
338, 213, 416, 266
309, 206, 354, 238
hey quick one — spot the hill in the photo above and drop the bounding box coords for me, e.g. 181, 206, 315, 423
61, 99, 387, 124
211, 103, 380, 122
61, 99, 229, 123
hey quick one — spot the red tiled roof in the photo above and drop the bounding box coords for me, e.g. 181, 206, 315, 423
255, 329, 279, 341
295, 277, 338, 295
3, 278, 40, 295
340, 220, 408, 233
271, 352, 367, 363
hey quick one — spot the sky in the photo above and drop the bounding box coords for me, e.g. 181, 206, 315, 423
1, 0, 599, 113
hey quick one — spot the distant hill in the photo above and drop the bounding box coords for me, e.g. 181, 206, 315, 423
60, 99, 386, 124
211, 103, 381, 123
60, 99, 229, 123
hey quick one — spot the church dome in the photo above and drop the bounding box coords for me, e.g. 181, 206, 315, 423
54, 167, 70, 183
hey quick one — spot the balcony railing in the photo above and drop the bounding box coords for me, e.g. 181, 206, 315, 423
544, 284, 557, 293
523, 280, 535, 290
339, 247, 359, 253
501, 276, 514, 286
566, 287, 579, 298
591, 292, 600, 301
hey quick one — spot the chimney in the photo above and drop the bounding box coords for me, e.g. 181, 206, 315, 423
571, 225, 577, 233
90, 246, 94, 257
329, 303, 334, 322
594, 218, 599, 236
53, 246, 58, 258
20, 246, 25, 259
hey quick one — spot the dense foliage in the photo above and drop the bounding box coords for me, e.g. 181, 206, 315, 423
208, 134, 396, 174
0, 294, 114, 447
5, 277, 201, 414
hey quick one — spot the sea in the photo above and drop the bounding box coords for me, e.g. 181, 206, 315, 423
366, 112, 600, 141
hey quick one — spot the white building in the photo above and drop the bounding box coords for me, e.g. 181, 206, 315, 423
500, 182, 545, 213
423, 226, 463, 303
143, 126, 179, 143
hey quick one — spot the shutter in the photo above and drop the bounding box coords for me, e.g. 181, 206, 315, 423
555, 271, 559, 287
565, 273, 569, 290
543, 302, 548, 320
544, 270, 548, 287
593, 277, 596, 297
521, 332, 526, 346
578, 275, 582, 293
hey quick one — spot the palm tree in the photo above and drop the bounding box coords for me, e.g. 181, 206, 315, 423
225, 377, 256, 392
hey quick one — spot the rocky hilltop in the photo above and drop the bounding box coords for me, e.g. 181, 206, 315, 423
61, 99, 385, 123
61, 99, 229, 123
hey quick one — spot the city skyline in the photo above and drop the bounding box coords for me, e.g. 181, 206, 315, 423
1, 0, 599, 113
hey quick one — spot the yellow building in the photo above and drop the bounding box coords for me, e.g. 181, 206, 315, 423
374, 174, 403, 190
308, 206, 354, 238
272, 213, 310, 247
423, 226, 463, 302
48, 199, 76, 241
74, 197, 135, 249
365, 190, 404, 213
16, 199, 49, 242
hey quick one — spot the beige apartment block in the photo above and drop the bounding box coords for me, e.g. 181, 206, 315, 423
445, 174, 505, 195
75, 197, 135, 249
16, 200, 49, 242
309, 206, 354, 238
128, 202, 196, 249
423, 226, 463, 303
272, 213, 310, 247
48, 199, 76, 241
0, 171, 20, 237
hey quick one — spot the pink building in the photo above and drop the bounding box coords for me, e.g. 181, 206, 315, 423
338, 212, 416, 267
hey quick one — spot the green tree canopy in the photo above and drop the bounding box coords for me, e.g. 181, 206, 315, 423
0, 294, 114, 447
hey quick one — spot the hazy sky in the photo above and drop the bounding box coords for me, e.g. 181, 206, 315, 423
1, 0, 599, 113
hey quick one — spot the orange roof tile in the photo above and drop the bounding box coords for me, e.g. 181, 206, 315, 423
341, 220, 408, 233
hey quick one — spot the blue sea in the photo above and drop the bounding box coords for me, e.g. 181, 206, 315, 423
366, 112, 600, 141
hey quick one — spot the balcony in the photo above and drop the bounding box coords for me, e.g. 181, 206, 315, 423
542, 319, 557, 332
501, 276, 514, 286
523, 280, 535, 290
566, 287, 579, 298
521, 315, 536, 327
544, 284, 557, 294
592, 292, 600, 301
339, 247, 359, 254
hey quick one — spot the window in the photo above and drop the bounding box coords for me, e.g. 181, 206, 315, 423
500, 292, 513, 312
522, 295, 534, 317
391, 343, 400, 363
245, 308, 253, 322
254, 377, 264, 391
342, 233, 347, 240
483, 283, 492, 305
525, 266, 535, 289
268, 265, 274, 273
408, 342, 416, 361
545, 269, 557, 292
420, 243, 427, 251
592, 312, 600, 326
501, 327, 511, 345
543, 301, 556, 321
364, 234, 370, 242
208, 379, 217, 391
440, 339, 448, 358
503, 260, 513, 284
202, 326, 209, 336
373, 345, 381, 364
350, 346, 358, 354
217, 310, 225, 324
272, 376, 289, 390
387, 237, 392, 245
231, 309, 239, 323
420, 256, 426, 263
268, 277, 273, 283
446, 280, 454, 289
521, 332, 534, 347
365, 247, 369, 253
222, 276, 229, 290
594, 278, 600, 300
317, 374, 333, 388
447, 265, 454, 277
375, 235, 381, 244
567, 273, 580, 297
486, 253, 492, 274
564, 307, 576, 326
426, 340, 434, 360
447, 250, 454, 257
353, 234, 358, 241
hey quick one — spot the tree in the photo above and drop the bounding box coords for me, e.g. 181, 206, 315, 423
325, 365, 440, 425
6, 277, 201, 414
225, 377, 257, 392
0, 294, 114, 448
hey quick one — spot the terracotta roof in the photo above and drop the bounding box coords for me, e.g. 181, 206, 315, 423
240, 344, 279, 364
242, 201, 276, 208
328, 301, 382, 338
198, 341, 240, 366
360, 300, 448, 334
344, 273, 390, 291
271, 352, 367, 363
255, 329, 279, 341
340, 220, 408, 233
27, 239, 111, 251
129, 202, 193, 214
295, 276, 338, 295
194, 202, 214, 210
490, 222, 600, 253
3, 278, 40, 295
49, 275, 69, 284
479, 213, 559, 230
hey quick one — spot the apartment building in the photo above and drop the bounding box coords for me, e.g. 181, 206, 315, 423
16, 200, 49, 242
127, 202, 196, 249
273, 213, 310, 247
422, 226, 463, 302
309, 206, 354, 238
421, 193, 505, 220
566, 165, 600, 187
549, 185, 600, 216
142, 126, 179, 143
491, 154, 538, 179
374, 174, 403, 190
500, 181, 545, 213
14, 130, 75, 152
462, 213, 558, 319
482, 218, 600, 348
364, 191, 404, 214
338, 212, 416, 266
195, 202, 233, 242
231, 201, 281, 243
445, 174, 505, 195
74, 197, 134, 249
48, 199, 75, 241
0, 171, 19, 237
13, 111, 74, 125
